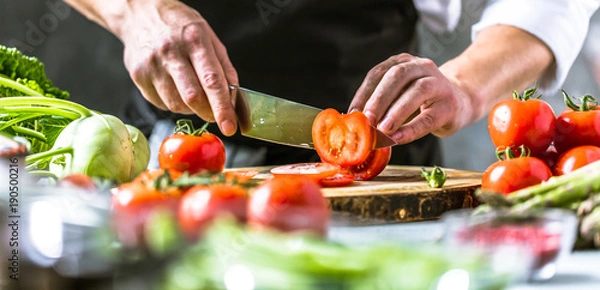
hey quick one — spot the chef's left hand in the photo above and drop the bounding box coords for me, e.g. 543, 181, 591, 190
348, 53, 472, 145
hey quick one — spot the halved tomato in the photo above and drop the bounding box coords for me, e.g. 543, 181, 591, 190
319, 173, 355, 187
270, 162, 340, 182
312, 108, 374, 166
344, 147, 392, 181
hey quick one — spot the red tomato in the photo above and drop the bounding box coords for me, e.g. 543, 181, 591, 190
343, 147, 392, 181
553, 145, 600, 175
111, 181, 182, 249
56, 173, 97, 191
481, 156, 552, 195
178, 184, 248, 241
248, 176, 329, 236
270, 162, 340, 182
312, 108, 374, 166
553, 92, 600, 153
158, 120, 226, 174
488, 90, 556, 156
319, 173, 355, 187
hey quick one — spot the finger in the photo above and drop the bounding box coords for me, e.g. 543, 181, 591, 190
167, 59, 212, 117
348, 53, 415, 113
189, 30, 237, 136
375, 76, 437, 135
137, 83, 169, 111
211, 32, 239, 86
153, 71, 194, 114
393, 105, 448, 144
362, 58, 432, 125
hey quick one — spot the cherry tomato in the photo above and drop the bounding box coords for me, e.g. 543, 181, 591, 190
158, 120, 226, 175
178, 184, 248, 241
553, 145, 600, 175
270, 162, 340, 182
553, 91, 600, 153
343, 147, 392, 181
481, 152, 552, 195
56, 173, 97, 191
248, 176, 329, 236
319, 173, 355, 187
111, 180, 182, 249
488, 87, 556, 156
312, 108, 374, 166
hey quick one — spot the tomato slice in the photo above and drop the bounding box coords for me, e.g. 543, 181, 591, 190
312, 108, 374, 166
344, 147, 392, 181
270, 162, 340, 182
319, 173, 355, 187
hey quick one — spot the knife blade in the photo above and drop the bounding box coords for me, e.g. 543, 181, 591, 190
230, 85, 397, 149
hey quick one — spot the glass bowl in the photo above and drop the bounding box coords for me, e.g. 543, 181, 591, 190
440, 208, 578, 282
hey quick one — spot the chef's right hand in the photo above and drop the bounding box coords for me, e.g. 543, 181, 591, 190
116, 0, 238, 136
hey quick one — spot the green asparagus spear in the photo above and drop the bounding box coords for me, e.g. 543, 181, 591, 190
580, 206, 600, 243
505, 160, 600, 204
577, 193, 600, 217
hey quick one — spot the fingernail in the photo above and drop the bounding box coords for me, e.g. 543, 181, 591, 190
221, 119, 236, 136
364, 110, 377, 125
378, 117, 395, 133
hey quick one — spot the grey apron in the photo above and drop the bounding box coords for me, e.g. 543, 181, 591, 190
122, 0, 443, 168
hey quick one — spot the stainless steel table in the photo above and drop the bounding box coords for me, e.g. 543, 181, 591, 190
329, 218, 600, 290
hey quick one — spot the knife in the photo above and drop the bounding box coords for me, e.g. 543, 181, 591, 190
230, 85, 397, 149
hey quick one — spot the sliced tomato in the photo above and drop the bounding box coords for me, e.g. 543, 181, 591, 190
319, 173, 355, 187
270, 162, 340, 182
344, 147, 392, 181
312, 108, 374, 166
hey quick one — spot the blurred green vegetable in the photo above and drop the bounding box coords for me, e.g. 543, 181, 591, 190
158, 219, 510, 290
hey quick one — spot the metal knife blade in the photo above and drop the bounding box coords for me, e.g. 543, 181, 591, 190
231, 85, 396, 149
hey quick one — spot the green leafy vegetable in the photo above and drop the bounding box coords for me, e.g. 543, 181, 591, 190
0, 45, 72, 154
0, 45, 69, 99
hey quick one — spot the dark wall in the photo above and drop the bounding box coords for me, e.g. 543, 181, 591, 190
0, 0, 133, 116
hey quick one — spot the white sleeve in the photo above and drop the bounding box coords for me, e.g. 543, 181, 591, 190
414, 0, 462, 33
472, 0, 600, 94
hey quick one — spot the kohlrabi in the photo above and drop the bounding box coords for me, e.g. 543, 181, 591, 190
126, 124, 151, 177
1, 96, 149, 183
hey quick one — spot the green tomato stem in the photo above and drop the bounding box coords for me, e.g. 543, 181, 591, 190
562, 89, 598, 111
26, 146, 73, 164
421, 165, 447, 188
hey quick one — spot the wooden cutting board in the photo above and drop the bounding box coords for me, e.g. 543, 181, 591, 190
234, 165, 483, 224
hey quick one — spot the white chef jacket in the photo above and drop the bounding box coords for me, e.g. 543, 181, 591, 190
415, 0, 600, 94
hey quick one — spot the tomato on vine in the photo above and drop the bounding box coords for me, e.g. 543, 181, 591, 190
488, 85, 556, 157
553, 90, 600, 153
158, 119, 226, 175
481, 146, 552, 195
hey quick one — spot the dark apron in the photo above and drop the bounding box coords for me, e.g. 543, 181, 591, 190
122, 0, 443, 167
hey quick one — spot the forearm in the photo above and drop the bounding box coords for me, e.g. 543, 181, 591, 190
440, 24, 554, 125
63, 0, 174, 41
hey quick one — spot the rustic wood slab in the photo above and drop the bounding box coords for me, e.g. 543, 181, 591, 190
231, 165, 483, 224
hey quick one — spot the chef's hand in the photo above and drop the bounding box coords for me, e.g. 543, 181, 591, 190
348, 53, 472, 145
106, 0, 238, 136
